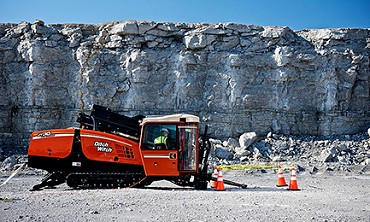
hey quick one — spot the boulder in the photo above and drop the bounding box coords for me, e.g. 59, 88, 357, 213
272, 155, 286, 162
320, 147, 338, 162
222, 138, 239, 149
227, 138, 239, 148
214, 146, 234, 160
234, 147, 251, 157
254, 141, 271, 154
209, 139, 222, 157
239, 132, 258, 149
336, 144, 349, 152
1, 155, 17, 171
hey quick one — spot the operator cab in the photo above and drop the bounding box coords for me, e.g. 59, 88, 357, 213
140, 114, 199, 176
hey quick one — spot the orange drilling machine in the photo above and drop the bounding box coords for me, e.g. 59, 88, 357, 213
28, 105, 246, 190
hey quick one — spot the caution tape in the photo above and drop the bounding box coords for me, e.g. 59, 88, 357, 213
218, 164, 292, 171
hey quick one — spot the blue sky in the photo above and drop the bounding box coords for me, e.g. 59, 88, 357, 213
1, 0, 369, 30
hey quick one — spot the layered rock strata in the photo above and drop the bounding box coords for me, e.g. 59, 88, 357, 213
0, 20, 369, 150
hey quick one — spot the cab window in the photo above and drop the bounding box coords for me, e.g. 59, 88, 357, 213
141, 124, 177, 150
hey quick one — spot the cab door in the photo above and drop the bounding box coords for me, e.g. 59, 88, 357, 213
140, 124, 179, 176
178, 125, 197, 172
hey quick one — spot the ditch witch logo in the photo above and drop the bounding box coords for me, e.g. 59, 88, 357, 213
94, 141, 113, 153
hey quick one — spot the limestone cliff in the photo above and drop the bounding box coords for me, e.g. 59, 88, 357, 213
0, 20, 369, 150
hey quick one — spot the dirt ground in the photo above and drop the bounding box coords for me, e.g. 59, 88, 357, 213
0, 169, 369, 222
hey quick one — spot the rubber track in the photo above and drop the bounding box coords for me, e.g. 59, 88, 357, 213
66, 172, 147, 189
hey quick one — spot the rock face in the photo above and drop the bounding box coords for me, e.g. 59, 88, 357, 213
0, 20, 369, 151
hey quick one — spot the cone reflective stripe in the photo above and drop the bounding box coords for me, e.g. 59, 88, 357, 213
287, 167, 300, 191
276, 164, 288, 187
211, 166, 218, 188
216, 168, 225, 191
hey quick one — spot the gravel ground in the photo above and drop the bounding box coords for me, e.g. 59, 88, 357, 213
1, 131, 369, 221
1, 169, 369, 222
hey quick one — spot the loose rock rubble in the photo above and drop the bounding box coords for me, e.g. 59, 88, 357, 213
210, 130, 370, 175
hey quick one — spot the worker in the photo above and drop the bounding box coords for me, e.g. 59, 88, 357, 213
154, 128, 170, 149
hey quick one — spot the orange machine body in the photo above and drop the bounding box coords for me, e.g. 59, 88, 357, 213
27, 105, 207, 190
28, 128, 75, 159
79, 129, 142, 166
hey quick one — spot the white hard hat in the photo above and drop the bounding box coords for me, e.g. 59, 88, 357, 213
161, 128, 169, 133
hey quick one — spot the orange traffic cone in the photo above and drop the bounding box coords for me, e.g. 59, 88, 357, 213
211, 165, 218, 188
276, 164, 288, 187
287, 167, 300, 191
216, 168, 225, 191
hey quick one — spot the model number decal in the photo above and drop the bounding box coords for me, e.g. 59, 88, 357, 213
94, 141, 113, 153
36, 131, 54, 137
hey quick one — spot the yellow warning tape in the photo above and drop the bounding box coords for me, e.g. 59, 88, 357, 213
218, 164, 292, 171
